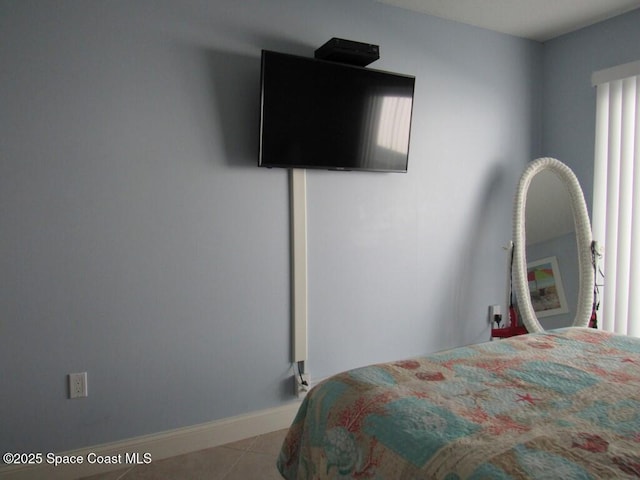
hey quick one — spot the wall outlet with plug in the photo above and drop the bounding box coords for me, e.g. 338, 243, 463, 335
489, 305, 502, 327
294, 373, 310, 398
69, 372, 88, 399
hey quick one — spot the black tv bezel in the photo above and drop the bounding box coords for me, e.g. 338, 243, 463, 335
258, 50, 415, 173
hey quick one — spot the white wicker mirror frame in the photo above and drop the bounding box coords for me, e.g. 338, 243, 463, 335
512, 157, 594, 333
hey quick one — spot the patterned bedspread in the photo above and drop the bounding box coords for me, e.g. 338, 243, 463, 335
277, 328, 640, 479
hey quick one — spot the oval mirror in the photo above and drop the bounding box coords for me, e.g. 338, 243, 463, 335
512, 157, 594, 333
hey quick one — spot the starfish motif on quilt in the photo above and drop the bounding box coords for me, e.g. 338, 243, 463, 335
487, 414, 531, 435
336, 393, 393, 433
516, 393, 540, 405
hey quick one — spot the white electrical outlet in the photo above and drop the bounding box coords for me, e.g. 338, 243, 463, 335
295, 373, 310, 398
69, 372, 88, 399
489, 305, 502, 326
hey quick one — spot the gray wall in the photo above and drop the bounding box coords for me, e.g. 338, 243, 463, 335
1, 0, 541, 453
541, 8, 640, 211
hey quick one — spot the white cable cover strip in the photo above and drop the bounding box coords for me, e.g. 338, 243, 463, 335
290, 168, 308, 362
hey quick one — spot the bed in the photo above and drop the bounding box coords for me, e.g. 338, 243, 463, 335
277, 328, 640, 479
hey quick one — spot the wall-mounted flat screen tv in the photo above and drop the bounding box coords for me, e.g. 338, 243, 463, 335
259, 50, 415, 173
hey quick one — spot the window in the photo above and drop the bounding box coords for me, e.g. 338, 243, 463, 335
592, 60, 640, 336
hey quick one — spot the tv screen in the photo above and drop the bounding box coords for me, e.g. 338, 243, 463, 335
259, 50, 415, 173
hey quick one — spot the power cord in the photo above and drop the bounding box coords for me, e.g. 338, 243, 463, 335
296, 361, 308, 387
591, 241, 603, 329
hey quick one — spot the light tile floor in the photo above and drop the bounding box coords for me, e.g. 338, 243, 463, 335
80, 429, 287, 480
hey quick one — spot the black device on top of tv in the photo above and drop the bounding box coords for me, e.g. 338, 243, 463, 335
314, 38, 380, 67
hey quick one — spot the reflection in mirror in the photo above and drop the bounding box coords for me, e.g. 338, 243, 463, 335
525, 171, 577, 329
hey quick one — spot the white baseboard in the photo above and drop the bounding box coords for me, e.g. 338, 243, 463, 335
0, 402, 301, 480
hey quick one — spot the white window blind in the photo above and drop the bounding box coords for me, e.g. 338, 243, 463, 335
592, 60, 640, 337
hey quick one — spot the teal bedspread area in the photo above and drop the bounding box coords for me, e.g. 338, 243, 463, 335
277, 328, 640, 479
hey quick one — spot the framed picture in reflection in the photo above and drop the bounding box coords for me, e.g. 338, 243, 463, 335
526, 256, 569, 318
